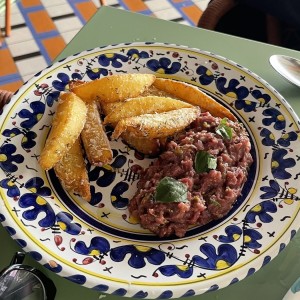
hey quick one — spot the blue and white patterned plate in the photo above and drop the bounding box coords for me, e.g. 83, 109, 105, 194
1, 42, 300, 299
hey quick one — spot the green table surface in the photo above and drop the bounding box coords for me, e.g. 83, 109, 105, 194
2, 6, 300, 300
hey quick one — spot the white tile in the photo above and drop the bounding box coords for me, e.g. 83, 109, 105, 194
40, 0, 68, 7
91, 0, 100, 8
5, 26, 33, 45
178, 20, 191, 26
60, 29, 80, 44
146, 0, 172, 12
22, 73, 37, 83
47, 3, 73, 18
54, 16, 82, 34
11, 2, 21, 15
154, 7, 182, 21
16, 56, 47, 77
105, 0, 120, 6
193, 0, 209, 11
10, 13, 25, 26
8, 39, 40, 57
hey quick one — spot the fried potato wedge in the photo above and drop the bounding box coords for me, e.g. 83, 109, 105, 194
39, 92, 87, 170
153, 78, 236, 121
112, 106, 201, 139
140, 85, 174, 98
121, 132, 166, 156
100, 102, 124, 116
72, 74, 156, 103
68, 80, 85, 90
81, 101, 113, 166
103, 96, 193, 126
54, 138, 91, 201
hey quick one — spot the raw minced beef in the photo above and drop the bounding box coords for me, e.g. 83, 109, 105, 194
128, 112, 253, 238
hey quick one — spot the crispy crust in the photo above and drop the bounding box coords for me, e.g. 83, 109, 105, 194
54, 138, 91, 201
103, 96, 192, 126
121, 131, 166, 156
112, 106, 201, 139
72, 74, 156, 103
153, 78, 236, 121
81, 101, 113, 166
39, 92, 87, 170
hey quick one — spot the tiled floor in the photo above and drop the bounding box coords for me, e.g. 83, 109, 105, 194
0, 0, 209, 93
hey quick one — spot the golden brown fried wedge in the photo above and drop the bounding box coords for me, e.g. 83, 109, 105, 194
54, 138, 91, 201
112, 106, 201, 139
39, 92, 87, 170
153, 78, 236, 121
100, 87, 179, 118
101, 86, 182, 123
140, 85, 175, 98
100, 102, 124, 116
72, 74, 156, 103
103, 96, 193, 126
81, 101, 113, 166
121, 132, 165, 156
68, 80, 85, 90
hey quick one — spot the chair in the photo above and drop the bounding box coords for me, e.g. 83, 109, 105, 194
0, 0, 14, 48
197, 0, 282, 47
4, 0, 10, 36
0, 0, 11, 37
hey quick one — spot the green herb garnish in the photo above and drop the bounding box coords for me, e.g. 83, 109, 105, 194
216, 118, 233, 140
154, 177, 188, 203
194, 150, 217, 174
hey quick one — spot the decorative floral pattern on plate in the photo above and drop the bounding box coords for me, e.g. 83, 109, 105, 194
0, 42, 300, 299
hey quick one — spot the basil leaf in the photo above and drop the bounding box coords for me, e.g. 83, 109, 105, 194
194, 150, 217, 174
216, 118, 233, 140
154, 177, 188, 203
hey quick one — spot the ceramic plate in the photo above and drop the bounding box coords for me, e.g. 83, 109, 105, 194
1, 42, 300, 299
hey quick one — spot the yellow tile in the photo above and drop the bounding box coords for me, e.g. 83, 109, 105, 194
75, 2, 97, 22
21, 0, 42, 8
0, 48, 18, 77
28, 10, 56, 34
123, 0, 148, 12
0, 80, 24, 93
42, 36, 66, 61
182, 5, 203, 25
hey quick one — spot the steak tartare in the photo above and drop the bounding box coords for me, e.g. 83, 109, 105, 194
128, 112, 253, 238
